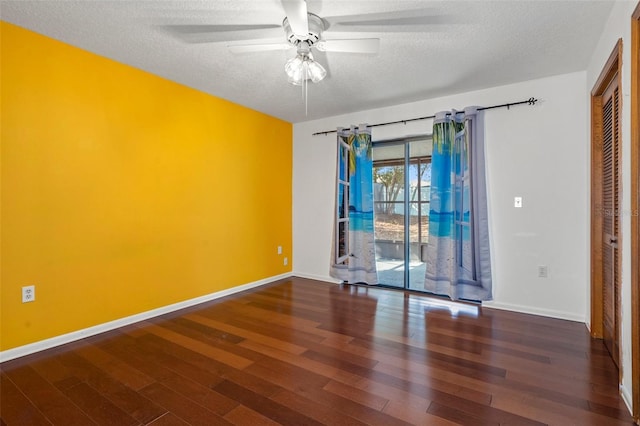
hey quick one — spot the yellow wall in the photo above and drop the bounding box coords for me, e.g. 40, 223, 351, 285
0, 21, 292, 351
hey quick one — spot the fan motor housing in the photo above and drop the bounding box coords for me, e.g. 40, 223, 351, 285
283, 13, 326, 47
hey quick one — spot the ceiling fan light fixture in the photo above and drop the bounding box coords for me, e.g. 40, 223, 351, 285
284, 55, 304, 77
284, 53, 326, 85
306, 59, 327, 83
286, 61, 306, 85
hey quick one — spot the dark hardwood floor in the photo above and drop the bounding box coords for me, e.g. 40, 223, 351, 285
0, 277, 634, 425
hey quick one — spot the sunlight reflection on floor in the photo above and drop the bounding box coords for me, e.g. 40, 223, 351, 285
375, 259, 479, 318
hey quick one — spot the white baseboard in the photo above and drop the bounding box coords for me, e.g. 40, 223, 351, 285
292, 271, 341, 284
620, 383, 634, 417
0, 272, 292, 363
482, 301, 585, 323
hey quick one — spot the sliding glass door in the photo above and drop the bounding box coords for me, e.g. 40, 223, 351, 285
373, 138, 431, 290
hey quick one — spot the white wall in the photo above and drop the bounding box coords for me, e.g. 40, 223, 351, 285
586, 0, 638, 413
293, 71, 589, 322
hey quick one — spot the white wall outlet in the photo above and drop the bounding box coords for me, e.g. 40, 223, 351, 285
284, 257, 288, 266
277, 246, 282, 255
22, 285, 35, 303
538, 265, 548, 278
514, 197, 523, 208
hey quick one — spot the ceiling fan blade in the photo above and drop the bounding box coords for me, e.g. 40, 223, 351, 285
324, 9, 452, 33
316, 39, 380, 54
281, 0, 309, 39
160, 24, 283, 43
165, 24, 281, 34
228, 42, 291, 54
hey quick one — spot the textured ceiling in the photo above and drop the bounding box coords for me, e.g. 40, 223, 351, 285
0, 0, 616, 123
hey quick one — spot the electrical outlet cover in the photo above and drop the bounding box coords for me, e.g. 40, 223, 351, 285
538, 266, 548, 278
22, 285, 35, 303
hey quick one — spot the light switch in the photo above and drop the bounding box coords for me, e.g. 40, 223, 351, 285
514, 197, 523, 208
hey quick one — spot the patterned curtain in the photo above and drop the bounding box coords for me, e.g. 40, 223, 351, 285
424, 108, 492, 301
330, 125, 378, 284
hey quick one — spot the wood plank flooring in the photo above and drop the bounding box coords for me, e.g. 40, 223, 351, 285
0, 277, 634, 425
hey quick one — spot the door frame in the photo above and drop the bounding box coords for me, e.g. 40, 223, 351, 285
590, 38, 622, 363
631, 3, 639, 423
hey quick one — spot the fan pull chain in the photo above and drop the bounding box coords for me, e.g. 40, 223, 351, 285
301, 62, 308, 116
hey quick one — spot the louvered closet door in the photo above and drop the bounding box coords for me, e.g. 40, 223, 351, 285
601, 80, 621, 367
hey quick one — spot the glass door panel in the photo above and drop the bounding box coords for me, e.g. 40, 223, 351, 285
408, 141, 430, 290
373, 162, 405, 288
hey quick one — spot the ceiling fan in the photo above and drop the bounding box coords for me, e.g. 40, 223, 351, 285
163, 0, 442, 86
225, 1, 380, 85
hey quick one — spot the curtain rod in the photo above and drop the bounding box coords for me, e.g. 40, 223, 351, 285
311, 97, 538, 136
